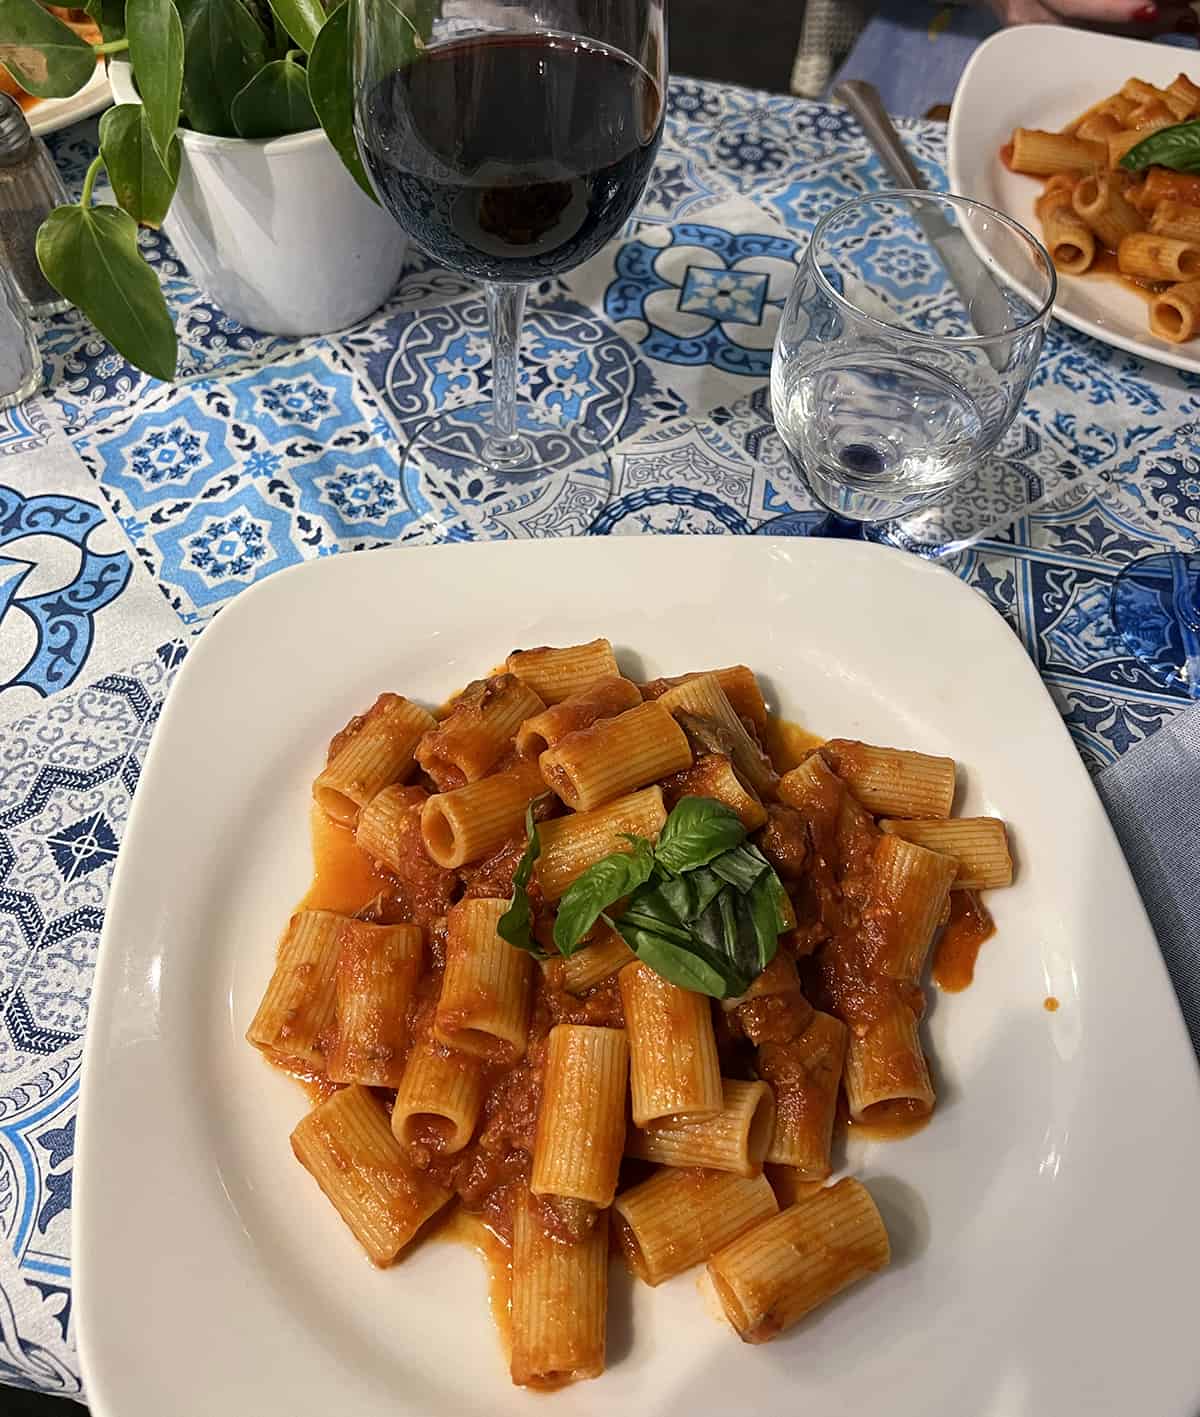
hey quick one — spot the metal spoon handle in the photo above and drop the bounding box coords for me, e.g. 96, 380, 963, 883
833, 80, 926, 190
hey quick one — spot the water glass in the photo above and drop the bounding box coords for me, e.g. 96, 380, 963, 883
771, 191, 1055, 523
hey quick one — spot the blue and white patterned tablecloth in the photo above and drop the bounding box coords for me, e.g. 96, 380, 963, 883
0, 76, 1197, 1398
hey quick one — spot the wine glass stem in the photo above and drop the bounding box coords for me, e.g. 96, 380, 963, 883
484, 280, 532, 470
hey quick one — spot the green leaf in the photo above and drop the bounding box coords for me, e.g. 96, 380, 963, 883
0, 0, 97, 97
125, 0, 183, 163
647, 869, 724, 926
708, 843, 769, 894
654, 796, 746, 875
745, 873, 784, 976
232, 56, 318, 136
307, 0, 375, 200
176, 0, 269, 136
1120, 120, 1200, 174
36, 203, 177, 380
99, 104, 180, 227
552, 838, 655, 956
619, 924, 732, 1000
266, 0, 324, 51
497, 800, 546, 956
84, 0, 128, 43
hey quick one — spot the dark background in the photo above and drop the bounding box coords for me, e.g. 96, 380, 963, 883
3, 5, 804, 1415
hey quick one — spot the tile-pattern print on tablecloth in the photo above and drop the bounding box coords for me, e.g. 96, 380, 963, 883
0, 73, 1196, 1397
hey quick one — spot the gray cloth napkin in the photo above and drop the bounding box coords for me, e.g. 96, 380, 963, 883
1097, 704, 1200, 1058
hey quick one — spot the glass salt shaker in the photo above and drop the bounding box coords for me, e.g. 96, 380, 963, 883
0, 91, 72, 316
0, 261, 41, 410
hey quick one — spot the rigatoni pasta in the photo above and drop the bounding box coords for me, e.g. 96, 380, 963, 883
251, 639, 1017, 1388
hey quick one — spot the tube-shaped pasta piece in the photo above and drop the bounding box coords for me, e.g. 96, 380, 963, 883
1167, 72, 1200, 118
866, 834, 958, 981
626, 1079, 775, 1177
515, 676, 642, 757
640, 665, 769, 728
661, 752, 767, 831
506, 638, 620, 704
539, 700, 691, 811
537, 785, 667, 900
1130, 99, 1177, 132
1149, 199, 1200, 242
1009, 127, 1106, 175
246, 909, 343, 1066
1072, 173, 1143, 248
619, 961, 722, 1125
290, 1085, 452, 1266
1036, 185, 1096, 274
511, 1190, 607, 1388
657, 673, 777, 798
821, 739, 955, 819
1122, 76, 1172, 106
1119, 231, 1200, 281
1131, 167, 1200, 212
707, 1179, 890, 1343
726, 954, 813, 1046
1075, 111, 1121, 143
1151, 278, 1200, 342
532, 1025, 629, 1205
391, 1040, 485, 1154
1066, 92, 1129, 132
325, 920, 423, 1087
416, 674, 545, 789
880, 816, 1013, 890
844, 1001, 934, 1124
434, 898, 533, 1061
613, 1167, 778, 1286
1108, 128, 1150, 168
758, 1011, 848, 1178
558, 925, 636, 994
420, 758, 546, 868
313, 694, 435, 824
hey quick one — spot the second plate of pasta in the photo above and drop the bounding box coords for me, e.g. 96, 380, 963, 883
948, 24, 1200, 372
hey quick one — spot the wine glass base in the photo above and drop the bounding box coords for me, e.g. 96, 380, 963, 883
401, 402, 613, 541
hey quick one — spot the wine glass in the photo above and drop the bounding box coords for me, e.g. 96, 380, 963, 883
353, 0, 667, 526
767, 190, 1055, 531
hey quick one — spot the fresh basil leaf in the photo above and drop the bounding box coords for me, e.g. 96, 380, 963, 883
619, 923, 732, 999
1120, 120, 1200, 174
653, 868, 724, 925
654, 796, 746, 874
126, 0, 183, 163
764, 870, 791, 933
553, 839, 655, 955
231, 55, 318, 136
497, 800, 544, 955
99, 104, 180, 228
265, 0, 325, 50
176, 0, 269, 136
0, 0, 96, 97
36, 202, 177, 380
744, 873, 783, 975
307, 1, 376, 200
709, 843, 769, 894
618, 894, 695, 949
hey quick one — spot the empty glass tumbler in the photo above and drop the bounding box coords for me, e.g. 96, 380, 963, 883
771, 191, 1056, 523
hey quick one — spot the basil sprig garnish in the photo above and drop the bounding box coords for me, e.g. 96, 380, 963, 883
1120, 120, 1200, 174
498, 796, 790, 999
496, 798, 550, 956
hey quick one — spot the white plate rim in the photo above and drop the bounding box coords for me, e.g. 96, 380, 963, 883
27, 64, 112, 138
72, 536, 1200, 1417
947, 24, 1200, 375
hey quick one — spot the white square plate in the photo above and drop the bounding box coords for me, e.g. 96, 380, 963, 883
75, 537, 1200, 1417
948, 25, 1200, 373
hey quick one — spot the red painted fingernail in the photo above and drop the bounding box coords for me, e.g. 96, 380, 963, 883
1132, 3, 1158, 20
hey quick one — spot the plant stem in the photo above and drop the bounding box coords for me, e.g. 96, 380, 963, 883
80, 155, 104, 210
286, 47, 304, 63
92, 38, 130, 54
483, 281, 530, 470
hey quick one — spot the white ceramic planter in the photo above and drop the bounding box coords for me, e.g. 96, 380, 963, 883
109, 61, 405, 335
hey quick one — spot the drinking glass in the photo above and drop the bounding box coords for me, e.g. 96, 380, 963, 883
770, 191, 1055, 525
353, 0, 667, 516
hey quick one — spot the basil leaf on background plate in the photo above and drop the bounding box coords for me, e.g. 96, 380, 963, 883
653, 795, 746, 874
552, 837, 655, 955
1120, 120, 1200, 174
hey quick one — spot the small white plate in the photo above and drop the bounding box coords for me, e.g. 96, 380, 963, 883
75, 537, 1200, 1417
27, 64, 111, 138
948, 25, 1200, 373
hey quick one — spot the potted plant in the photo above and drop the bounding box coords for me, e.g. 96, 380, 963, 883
0, 0, 424, 379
